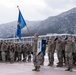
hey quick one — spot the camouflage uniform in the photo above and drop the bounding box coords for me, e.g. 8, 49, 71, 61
56, 40, 63, 67
14, 44, 18, 62
6, 43, 10, 62
32, 39, 41, 71
9, 44, 15, 63
0, 42, 2, 61
48, 40, 56, 66
73, 42, 76, 64
62, 41, 66, 63
22, 44, 27, 62
27, 44, 32, 62
1, 43, 7, 62
75, 43, 76, 53
17, 44, 22, 61
65, 40, 75, 71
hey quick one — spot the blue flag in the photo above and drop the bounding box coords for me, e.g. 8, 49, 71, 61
18, 10, 26, 29
16, 24, 21, 40
16, 10, 26, 39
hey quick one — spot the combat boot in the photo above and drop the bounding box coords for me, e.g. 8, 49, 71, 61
23, 58, 26, 62
41, 63, 44, 66
59, 63, 63, 67
50, 62, 54, 66
56, 63, 63, 67
28, 59, 31, 62
32, 66, 37, 71
57, 62, 59, 64
36, 66, 40, 72
48, 62, 51, 66
69, 68, 72, 72
56, 64, 60, 67
65, 68, 70, 71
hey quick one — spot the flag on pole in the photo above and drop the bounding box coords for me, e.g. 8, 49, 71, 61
18, 10, 26, 29
16, 9, 26, 39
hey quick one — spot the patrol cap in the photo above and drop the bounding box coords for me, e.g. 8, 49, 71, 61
49, 36, 54, 40
68, 35, 72, 38
58, 36, 62, 38
34, 33, 39, 37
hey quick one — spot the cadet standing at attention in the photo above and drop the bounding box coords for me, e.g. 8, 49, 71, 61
56, 36, 63, 67
48, 38, 56, 66
32, 33, 41, 72
1, 42, 6, 62
65, 35, 75, 72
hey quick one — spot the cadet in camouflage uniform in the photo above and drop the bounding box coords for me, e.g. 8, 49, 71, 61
9, 43, 15, 63
27, 43, 32, 62
1, 42, 7, 62
48, 38, 56, 66
62, 40, 66, 64
65, 35, 75, 72
22, 44, 27, 62
5, 42, 8, 62
0, 42, 2, 61
6, 42, 10, 62
56, 36, 63, 67
73, 40, 76, 65
14, 44, 18, 62
32, 33, 41, 71
17, 44, 22, 61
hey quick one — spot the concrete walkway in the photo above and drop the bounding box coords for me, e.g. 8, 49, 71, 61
0, 53, 76, 75
0, 62, 76, 75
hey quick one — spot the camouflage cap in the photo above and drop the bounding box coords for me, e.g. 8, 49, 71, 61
34, 33, 39, 36
68, 35, 72, 38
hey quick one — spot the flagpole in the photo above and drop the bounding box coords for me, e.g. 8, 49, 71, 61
17, 6, 20, 11
26, 25, 33, 45
17, 6, 32, 43
26, 25, 32, 36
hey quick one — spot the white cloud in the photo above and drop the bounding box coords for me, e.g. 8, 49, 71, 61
0, 0, 76, 24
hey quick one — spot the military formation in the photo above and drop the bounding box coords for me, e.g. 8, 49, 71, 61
0, 42, 32, 63
0, 34, 76, 72
47, 35, 76, 72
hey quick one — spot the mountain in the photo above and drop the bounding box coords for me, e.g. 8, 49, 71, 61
0, 7, 76, 38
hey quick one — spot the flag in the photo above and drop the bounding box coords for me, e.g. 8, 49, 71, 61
16, 24, 21, 40
16, 9, 26, 39
18, 10, 26, 29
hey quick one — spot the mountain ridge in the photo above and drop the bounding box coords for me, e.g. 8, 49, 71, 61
0, 7, 76, 38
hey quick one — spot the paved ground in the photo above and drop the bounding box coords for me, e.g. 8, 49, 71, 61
0, 53, 76, 75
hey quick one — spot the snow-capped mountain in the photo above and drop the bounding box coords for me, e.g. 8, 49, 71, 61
0, 7, 76, 38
